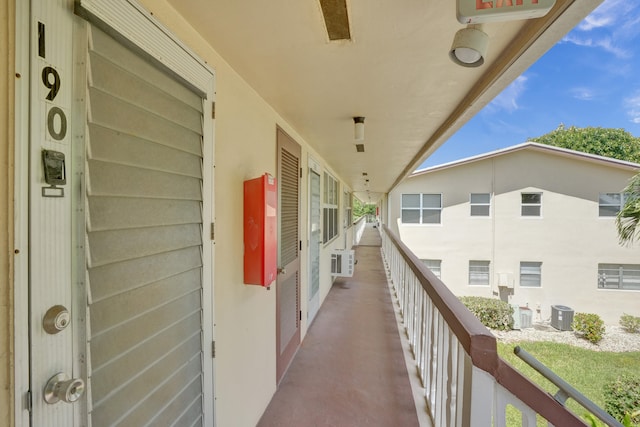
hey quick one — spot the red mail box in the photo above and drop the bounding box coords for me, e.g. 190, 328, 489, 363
244, 174, 277, 286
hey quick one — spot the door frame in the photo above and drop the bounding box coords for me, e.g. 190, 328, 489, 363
275, 127, 301, 383
14, 0, 32, 424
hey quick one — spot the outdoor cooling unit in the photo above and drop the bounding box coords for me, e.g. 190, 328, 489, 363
511, 305, 533, 330
331, 250, 355, 278
551, 305, 574, 331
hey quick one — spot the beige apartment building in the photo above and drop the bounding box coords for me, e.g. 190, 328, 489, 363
390, 143, 640, 325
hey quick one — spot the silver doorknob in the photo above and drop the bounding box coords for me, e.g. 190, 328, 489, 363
44, 373, 85, 404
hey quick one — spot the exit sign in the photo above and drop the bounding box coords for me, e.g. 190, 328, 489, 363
457, 0, 556, 24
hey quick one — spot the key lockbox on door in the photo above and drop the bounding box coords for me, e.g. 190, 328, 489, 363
244, 174, 277, 287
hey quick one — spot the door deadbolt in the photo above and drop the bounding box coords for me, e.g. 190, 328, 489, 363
43, 305, 70, 334
44, 373, 85, 404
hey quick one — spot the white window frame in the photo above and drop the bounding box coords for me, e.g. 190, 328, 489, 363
521, 192, 542, 217
421, 259, 441, 279
470, 193, 491, 217
344, 191, 353, 228
401, 193, 442, 224
323, 172, 339, 244
520, 262, 542, 287
469, 261, 490, 286
598, 264, 640, 290
599, 193, 627, 217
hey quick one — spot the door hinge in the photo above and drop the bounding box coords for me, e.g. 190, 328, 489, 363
212, 341, 216, 358
26, 390, 32, 412
300, 167, 302, 179
212, 102, 216, 119
211, 222, 215, 240
299, 310, 302, 321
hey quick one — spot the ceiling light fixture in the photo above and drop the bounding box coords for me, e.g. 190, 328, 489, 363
353, 116, 365, 141
449, 24, 489, 68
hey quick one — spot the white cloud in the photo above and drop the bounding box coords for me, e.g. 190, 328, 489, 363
562, 0, 640, 58
487, 75, 528, 113
570, 87, 596, 101
562, 34, 630, 58
578, 0, 624, 31
624, 92, 640, 124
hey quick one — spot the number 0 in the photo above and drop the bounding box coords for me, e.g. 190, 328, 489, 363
47, 107, 67, 141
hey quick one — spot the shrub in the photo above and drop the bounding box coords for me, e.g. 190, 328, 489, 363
458, 296, 513, 331
572, 312, 605, 344
620, 313, 640, 334
603, 376, 640, 425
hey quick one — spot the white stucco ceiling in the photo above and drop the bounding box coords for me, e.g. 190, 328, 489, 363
166, 0, 602, 203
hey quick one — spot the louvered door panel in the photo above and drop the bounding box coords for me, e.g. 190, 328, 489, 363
280, 148, 299, 266
84, 25, 205, 426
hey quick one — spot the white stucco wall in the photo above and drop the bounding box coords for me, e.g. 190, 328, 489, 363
391, 147, 640, 325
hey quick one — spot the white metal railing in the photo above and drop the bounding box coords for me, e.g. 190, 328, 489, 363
353, 215, 367, 246
380, 225, 587, 427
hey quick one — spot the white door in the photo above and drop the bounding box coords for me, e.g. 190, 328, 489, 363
28, 1, 214, 425
308, 159, 321, 323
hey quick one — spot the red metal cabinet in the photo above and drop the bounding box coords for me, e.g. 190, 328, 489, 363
244, 174, 277, 287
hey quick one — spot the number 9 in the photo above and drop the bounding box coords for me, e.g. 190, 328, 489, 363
42, 66, 60, 101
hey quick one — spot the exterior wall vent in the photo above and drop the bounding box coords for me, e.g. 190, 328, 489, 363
319, 0, 351, 41
355, 144, 365, 152
497, 272, 513, 288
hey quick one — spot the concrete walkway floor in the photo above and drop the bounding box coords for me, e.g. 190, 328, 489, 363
257, 225, 420, 427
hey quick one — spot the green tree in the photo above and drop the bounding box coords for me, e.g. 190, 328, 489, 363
530, 124, 640, 163
617, 173, 640, 245
353, 197, 375, 220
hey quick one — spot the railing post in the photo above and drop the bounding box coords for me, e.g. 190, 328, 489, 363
468, 367, 494, 426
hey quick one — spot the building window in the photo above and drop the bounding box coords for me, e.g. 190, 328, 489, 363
599, 193, 626, 217
401, 193, 442, 224
598, 264, 640, 290
521, 192, 542, 217
421, 259, 441, 279
344, 191, 352, 228
520, 262, 542, 287
323, 172, 339, 243
470, 193, 491, 216
469, 261, 490, 286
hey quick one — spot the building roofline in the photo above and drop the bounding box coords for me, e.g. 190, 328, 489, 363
411, 142, 640, 178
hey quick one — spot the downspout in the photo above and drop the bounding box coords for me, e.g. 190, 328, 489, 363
491, 157, 497, 297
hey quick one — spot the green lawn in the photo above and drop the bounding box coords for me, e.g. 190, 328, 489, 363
497, 341, 640, 424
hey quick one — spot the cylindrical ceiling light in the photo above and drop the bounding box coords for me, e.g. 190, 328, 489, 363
354, 116, 365, 141
449, 24, 489, 68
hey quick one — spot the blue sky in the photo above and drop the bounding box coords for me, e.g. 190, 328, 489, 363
419, 0, 640, 169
